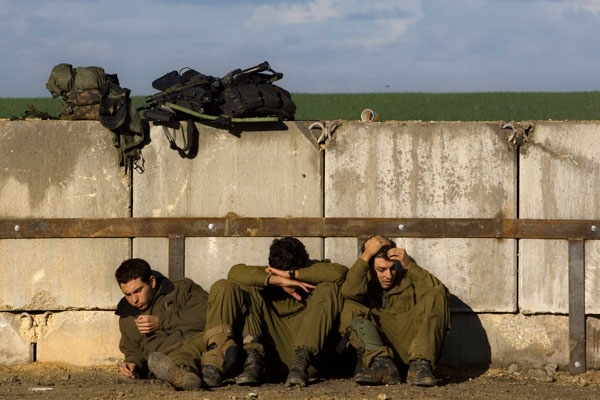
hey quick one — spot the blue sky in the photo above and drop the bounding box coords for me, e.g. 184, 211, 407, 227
2, 0, 600, 97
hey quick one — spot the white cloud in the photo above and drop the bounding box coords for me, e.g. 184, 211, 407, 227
246, 0, 422, 27
1, 0, 600, 96
572, 0, 600, 15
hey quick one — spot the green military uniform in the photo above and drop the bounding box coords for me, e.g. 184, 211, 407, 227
204, 261, 347, 380
340, 258, 450, 370
115, 274, 209, 376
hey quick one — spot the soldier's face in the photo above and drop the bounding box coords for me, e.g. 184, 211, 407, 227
119, 275, 156, 311
373, 257, 398, 290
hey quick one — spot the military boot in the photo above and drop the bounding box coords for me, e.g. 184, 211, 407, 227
201, 365, 223, 388
201, 324, 246, 387
147, 352, 202, 391
407, 358, 436, 387
235, 349, 266, 386
224, 344, 246, 378
285, 349, 313, 387
354, 356, 401, 386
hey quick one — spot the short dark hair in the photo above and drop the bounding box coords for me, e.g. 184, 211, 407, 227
360, 236, 397, 266
115, 258, 152, 285
268, 237, 309, 271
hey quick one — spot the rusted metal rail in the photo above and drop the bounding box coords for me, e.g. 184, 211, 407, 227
2, 217, 599, 239
1, 216, 598, 374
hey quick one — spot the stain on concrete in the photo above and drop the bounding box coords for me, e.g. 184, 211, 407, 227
1, 121, 122, 214
25, 290, 58, 310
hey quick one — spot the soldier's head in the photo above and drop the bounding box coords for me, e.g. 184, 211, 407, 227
115, 258, 157, 311
268, 237, 309, 271
362, 236, 401, 290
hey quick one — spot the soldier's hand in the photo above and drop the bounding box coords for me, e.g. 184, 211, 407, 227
387, 247, 411, 268
361, 235, 392, 262
134, 315, 159, 334
120, 362, 138, 379
265, 267, 315, 301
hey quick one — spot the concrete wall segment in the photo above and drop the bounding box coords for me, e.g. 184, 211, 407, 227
324, 121, 516, 218
587, 316, 600, 369
0, 121, 131, 311
519, 122, 600, 314
520, 122, 600, 220
35, 311, 122, 365
442, 313, 570, 368
0, 120, 130, 218
133, 122, 322, 218
0, 238, 129, 311
0, 313, 31, 365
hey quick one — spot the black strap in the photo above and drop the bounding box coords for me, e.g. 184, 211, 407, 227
334, 327, 352, 354
162, 120, 198, 158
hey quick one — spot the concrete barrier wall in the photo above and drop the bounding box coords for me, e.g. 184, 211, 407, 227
1, 119, 599, 370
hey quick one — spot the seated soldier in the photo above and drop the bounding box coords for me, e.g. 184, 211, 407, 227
199, 237, 348, 388
114, 258, 210, 390
340, 235, 450, 387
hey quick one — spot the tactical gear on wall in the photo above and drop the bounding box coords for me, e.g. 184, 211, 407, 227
46, 63, 147, 173
142, 61, 296, 126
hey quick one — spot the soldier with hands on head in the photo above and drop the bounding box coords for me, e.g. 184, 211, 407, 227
340, 235, 450, 387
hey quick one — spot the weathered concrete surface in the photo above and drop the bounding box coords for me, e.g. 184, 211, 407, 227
0, 120, 130, 218
519, 122, 600, 314
1, 309, 121, 367
441, 313, 569, 368
587, 316, 600, 369
133, 122, 321, 218
0, 239, 128, 310
35, 311, 121, 365
0, 313, 31, 365
442, 313, 569, 368
325, 122, 517, 313
0, 121, 131, 311
133, 122, 324, 289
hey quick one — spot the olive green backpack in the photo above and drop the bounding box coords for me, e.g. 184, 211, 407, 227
46, 63, 147, 173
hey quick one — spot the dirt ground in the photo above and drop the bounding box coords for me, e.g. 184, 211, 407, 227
1, 364, 600, 400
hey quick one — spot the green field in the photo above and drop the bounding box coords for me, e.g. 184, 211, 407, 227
2, 92, 600, 121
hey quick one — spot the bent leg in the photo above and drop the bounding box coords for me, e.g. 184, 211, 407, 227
408, 285, 450, 367
340, 299, 394, 369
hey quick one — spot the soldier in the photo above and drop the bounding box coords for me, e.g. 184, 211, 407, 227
114, 258, 209, 390
340, 235, 450, 387
200, 237, 347, 388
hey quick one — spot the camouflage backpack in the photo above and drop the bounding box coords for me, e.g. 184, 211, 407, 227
46, 63, 109, 120
46, 63, 147, 173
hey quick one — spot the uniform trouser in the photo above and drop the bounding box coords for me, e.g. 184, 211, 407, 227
340, 285, 450, 370
203, 279, 343, 379
157, 331, 207, 375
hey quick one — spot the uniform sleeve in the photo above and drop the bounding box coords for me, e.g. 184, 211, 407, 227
118, 316, 146, 368
297, 262, 348, 284
404, 261, 447, 300
340, 258, 371, 301
159, 278, 209, 333
227, 264, 268, 287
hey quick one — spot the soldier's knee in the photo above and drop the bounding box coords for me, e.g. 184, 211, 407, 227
348, 318, 385, 351
312, 281, 338, 295
209, 279, 237, 295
